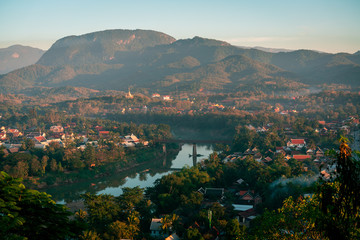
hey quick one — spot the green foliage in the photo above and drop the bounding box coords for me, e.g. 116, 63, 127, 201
82, 193, 120, 231
225, 218, 246, 240
148, 166, 211, 213
316, 139, 360, 239
184, 228, 204, 240
251, 139, 360, 239
0, 171, 81, 239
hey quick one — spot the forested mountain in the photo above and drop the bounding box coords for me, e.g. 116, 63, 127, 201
37, 29, 176, 66
0, 45, 44, 74
0, 29, 359, 94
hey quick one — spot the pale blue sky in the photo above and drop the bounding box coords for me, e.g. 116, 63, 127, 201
1, 0, 359, 53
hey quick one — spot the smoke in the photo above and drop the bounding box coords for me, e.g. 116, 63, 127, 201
266, 174, 319, 209
270, 174, 318, 189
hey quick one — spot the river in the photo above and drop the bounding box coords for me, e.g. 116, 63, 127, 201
45, 144, 214, 203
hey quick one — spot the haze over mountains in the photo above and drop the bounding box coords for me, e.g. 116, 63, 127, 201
0, 45, 45, 74
0, 29, 359, 95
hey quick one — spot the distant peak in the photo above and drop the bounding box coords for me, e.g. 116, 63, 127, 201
173, 36, 230, 47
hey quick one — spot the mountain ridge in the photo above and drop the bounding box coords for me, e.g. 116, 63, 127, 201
1, 29, 359, 94
0, 45, 45, 74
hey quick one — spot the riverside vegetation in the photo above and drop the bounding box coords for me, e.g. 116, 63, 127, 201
1, 138, 359, 239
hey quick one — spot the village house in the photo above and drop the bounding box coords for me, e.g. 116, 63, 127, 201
237, 208, 257, 227
0, 132, 6, 140
198, 187, 225, 202
7, 129, 23, 138
316, 148, 325, 158
150, 218, 163, 237
236, 190, 262, 206
26, 132, 46, 139
50, 125, 64, 133
287, 139, 306, 149
120, 134, 146, 147
292, 155, 312, 161
262, 156, 273, 164
162, 95, 171, 101
98, 131, 110, 138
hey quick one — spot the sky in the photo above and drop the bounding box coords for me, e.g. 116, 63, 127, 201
1, 0, 360, 53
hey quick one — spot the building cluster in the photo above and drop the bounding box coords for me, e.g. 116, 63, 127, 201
0, 125, 68, 153
0, 122, 149, 154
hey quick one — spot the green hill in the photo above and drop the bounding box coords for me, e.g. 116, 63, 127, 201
0, 29, 359, 95
37, 29, 176, 66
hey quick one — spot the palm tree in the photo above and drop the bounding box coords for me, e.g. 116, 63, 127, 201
161, 214, 179, 235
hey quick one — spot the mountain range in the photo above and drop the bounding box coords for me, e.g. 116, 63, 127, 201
0, 45, 45, 74
0, 29, 359, 95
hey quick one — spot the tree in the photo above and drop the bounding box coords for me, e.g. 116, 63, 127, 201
40, 155, 48, 175
317, 138, 360, 239
225, 219, 245, 240
161, 214, 179, 235
250, 196, 324, 239
250, 138, 360, 239
80, 230, 102, 240
30, 157, 41, 176
0, 171, 81, 239
12, 161, 29, 178
104, 220, 132, 240
50, 158, 58, 172
82, 193, 120, 232
184, 228, 204, 240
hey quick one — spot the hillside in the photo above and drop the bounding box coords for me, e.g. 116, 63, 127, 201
161, 55, 304, 92
37, 29, 176, 66
0, 29, 359, 95
0, 45, 45, 74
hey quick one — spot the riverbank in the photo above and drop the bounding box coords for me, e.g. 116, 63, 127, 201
40, 144, 214, 203
28, 144, 180, 192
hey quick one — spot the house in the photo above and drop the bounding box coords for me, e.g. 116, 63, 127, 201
7, 129, 22, 138
232, 204, 254, 212
163, 95, 171, 101
320, 170, 331, 180
0, 132, 6, 140
287, 139, 306, 148
165, 233, 180, 240
318, 120, 326, 125
152, 93, 160, 98
95, 126, 103, 131
99, 131, 110, 137
235, 178, 246, 185
306, 149, 314, 155
237, 190, 262, 206
204, 188, 225, 201
50, 125, 64, 133
292, 155, 312, 160
262, 156, 272, 164
8, 147, 20, 154
276, 147, 286, 155
26, 132, 46, 139
254, 152, 262, 162
316, 148, 325, 158
237, 208, 257, 226
33, 136, 47, 144
246, 125, 256, 131
150, 218, 163, 237
46, 139, 64, 147
121, 134, 140, 147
